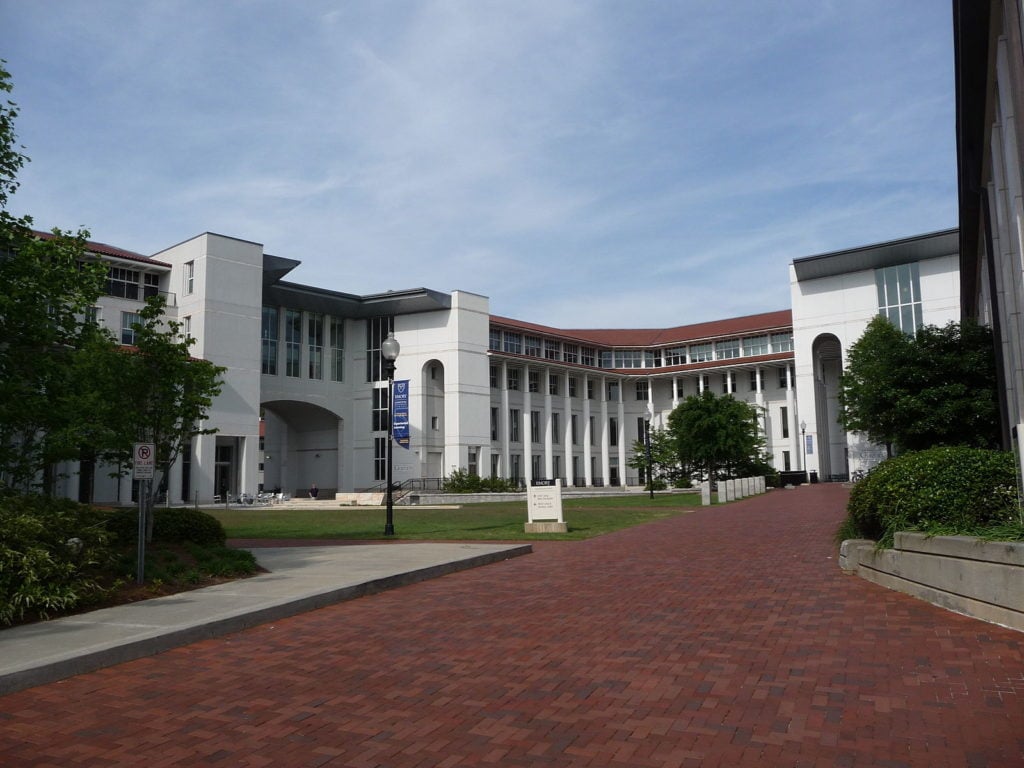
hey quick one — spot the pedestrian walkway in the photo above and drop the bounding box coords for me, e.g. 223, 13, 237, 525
1, 484, 1022, 767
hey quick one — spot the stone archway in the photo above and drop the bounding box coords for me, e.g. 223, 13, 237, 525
261, 400, 343, 496
811, 333, 847, 481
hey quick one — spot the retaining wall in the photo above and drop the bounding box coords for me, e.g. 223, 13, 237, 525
840, 533, 1024, 632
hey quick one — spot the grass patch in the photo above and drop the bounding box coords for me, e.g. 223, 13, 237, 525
208, 493, 704, 541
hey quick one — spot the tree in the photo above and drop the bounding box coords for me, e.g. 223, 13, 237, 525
628, 426, 679, 488
666, 391, 765, 482
839, 316, 999, 455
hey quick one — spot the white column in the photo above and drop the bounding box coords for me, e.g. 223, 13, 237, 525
336, 419, 346, 493
544, 369, 554, 479
563, 370, 573, 486
600, 376, 611, 486
616, 381, 627, 487
523, 363, 533, 486
500, 361, 510, 479
167, 451, 183, 503
672, 377, 680, 408
786, 363, 799, 465
583, 374, 593, 486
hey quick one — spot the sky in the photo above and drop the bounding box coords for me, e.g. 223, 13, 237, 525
1, 1, 957, 329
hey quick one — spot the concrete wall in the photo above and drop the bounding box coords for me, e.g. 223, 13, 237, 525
840, 533, 1024, 632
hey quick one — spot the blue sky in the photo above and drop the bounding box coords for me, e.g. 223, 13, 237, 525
2, 1, 956, 328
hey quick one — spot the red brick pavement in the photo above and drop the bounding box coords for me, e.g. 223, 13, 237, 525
2, 484, 1022, 767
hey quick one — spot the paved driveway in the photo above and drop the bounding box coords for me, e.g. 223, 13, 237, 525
2, 484, 1022, 767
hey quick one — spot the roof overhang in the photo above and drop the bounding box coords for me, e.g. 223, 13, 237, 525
791, 228, 959, 283
263, 282, 452, 318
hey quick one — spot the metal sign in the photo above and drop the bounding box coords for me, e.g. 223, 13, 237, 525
133, 442, 156, 479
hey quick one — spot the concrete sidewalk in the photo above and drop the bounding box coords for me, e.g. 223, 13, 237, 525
0, 541, 531, 696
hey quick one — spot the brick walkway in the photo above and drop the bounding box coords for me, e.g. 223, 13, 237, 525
2, 484, 1022, 767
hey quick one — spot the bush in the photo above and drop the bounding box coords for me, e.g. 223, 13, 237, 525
843, 447, 1020, 546
0, 493, 118, 625
444, 468, 518, 493
105, 506, 227, 546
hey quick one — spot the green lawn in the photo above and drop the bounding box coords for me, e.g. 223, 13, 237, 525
208, 493, 705, 542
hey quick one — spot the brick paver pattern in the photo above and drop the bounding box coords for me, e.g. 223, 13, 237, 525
1, 484, 1022, 767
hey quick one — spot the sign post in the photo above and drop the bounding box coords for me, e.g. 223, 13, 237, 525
133, 443, 156, 585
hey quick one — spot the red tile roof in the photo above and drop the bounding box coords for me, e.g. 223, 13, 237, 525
490, 309, 792, 347
32, 230, 171, 268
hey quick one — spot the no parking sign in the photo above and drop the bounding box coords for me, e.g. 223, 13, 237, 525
133, 443, 156, 479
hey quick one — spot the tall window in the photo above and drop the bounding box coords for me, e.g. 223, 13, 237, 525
107, 267, 139, 299
581, 347, 596, 367
722, 372, 736, 393
184, 261, 195, 295
636, 380, 649, 400
528, 371, 540, 393
571, 414, 578, 444
120, 311, 142, 345
508, 368, 520, 391
568, 377, 578, 397
490, 364, 498, 389
609, 417, 618, 446
525, 336, 542, 357
781, 406, 790, 438
548, 375, 559, 396
552, 413, 560, 444
261, 306, 278, 375
372, 387, 389, 431
143, 273, 160, 299
308, 313, 324, 380
330, 317, 344, 382
366, 316, 394, 382
182, 315, 192, 341
509, 409, 521, 442
544, 340, 560, 360
503, 332, 522, 354
285, 309, 302, 378
489, 328, 502, 351
563, 344, 578, 364
374, 437, 386, 481
530, 411, 541, 443
490, 407, 499, 440
876, 262, 922, 333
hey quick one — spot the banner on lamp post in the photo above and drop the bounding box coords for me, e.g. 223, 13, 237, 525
392, 379, 410, 449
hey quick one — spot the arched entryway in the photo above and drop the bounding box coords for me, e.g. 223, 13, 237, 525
261, 400, 343, 497
811, 333, 847, 481
420, 360, 445, 479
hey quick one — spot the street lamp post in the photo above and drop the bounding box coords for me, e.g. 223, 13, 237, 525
800, 420, 807, 484
381, 332, 401, 536
644, 409, 654, 499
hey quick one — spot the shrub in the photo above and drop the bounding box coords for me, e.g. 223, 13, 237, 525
843, 447, 1020, 546
105, 506, 227, 546
0, 493, 118, 625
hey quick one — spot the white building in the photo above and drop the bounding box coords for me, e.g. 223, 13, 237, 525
44, 224, 963, 505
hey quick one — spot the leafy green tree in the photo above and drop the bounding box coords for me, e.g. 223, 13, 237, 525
628, 426, 679, 487
667, 391, 765, 482
839, 316, 999, 455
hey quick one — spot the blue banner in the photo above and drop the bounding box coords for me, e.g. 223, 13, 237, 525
392, 379, 410, 449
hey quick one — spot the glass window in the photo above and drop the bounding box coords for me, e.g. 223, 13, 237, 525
544, 340, 560, 360
610, 417, 618, 446
771, 332, 793, 353
615, 350, 643, 368
308, 313, 324, 380
285, 309, 302, 378
143, 273, 160, 299
645, 350, 660, 368
568, 377, 578, 397
531, 411, 541, 443
528, 371, 540, 393
525, 335, 542, 357
636, 380, 649, 400
503, 332, 522, 354
664, 346, 686, 366
599, 350, 614, 368
690, 342, 713, 362
184, 261, 195, 295
490, 407, 499, 440
715, 339, 740, 359
508, 368, 520, 391
548, 375, 559, 396
743, 335, 768, 356
365, 316, 393, 382
489, 328, 502, 351
120, 311, 142, 345
261, 306, 278, 375
372, 387, 389, 431
107, 267, 140, 300
552, 413, 560, 444
581, 347, 596, 367
875, 263, 922, 333
509, 409, 521, 442
490, 364, 498, 389
330, 317, 344, 382
563, 344, 578, 364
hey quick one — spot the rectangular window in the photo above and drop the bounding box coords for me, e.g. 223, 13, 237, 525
182, 315, 192, 341
749, 370, 760, 392
607, 382, 619, 401
715, 339, 740, 359
743, 335, 769, 356
503, 332, 522, 354
510, 409, 521, 442
285, 309, 302, 378
544, 340, 560, 360
636, 380, 649, 401
781, 406, 789, 438
524, 335, 542, 357
610, 417, 618, 447
771, 332, 794, 352
374, 437, 386, 481
876, 262, 923, 333
508, 368, 520, 391
372, 387, 389, 431
571, 414, 579, 445
614, 350, 643, 368
120, 311, 142, 345
722, 373, 736, 393
365, 316, 393, 382
107, 266, 140, 299
490, 407, 499, 440
85, 305, 101, 326
548, 375, 559, 396
528, 371, 540, 393
664, 346, 687, 365
563, 344, 578, 364
308, 313, 324, 380
599, 350, 614, 368
589, 416, 595, 445
581, 347, 596, 367
690, 342, 713, 362
587, 379, 595, 399
700, 374, 710, 392
778, 365, 790, 389
552, 413, 560, 444
262, 306, 278, 375
783, 451, 791, 471
490, 364, 498, 389
330, 317, 344, 382
531, 411, 541, 443
489, 328, 502, 351
143, 273, 160, 299
568, 377, 578, 397
645, 350, 660, 368
184, 261, 195, 295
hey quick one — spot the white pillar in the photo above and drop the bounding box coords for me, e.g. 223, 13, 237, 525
500, 361, 510, 479
544, 369, 554, 479
616, 380, 627, 487
600, 376, 611, 486
523, 363, 533, 485
583, 374, 593, 486
563, 370, 573, 487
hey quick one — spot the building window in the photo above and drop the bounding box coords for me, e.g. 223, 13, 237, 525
431, 416, 439, 431
182, 315, 192, 341
609, 417, 618, 446
783, 450, 791, 471
645, 350, 660, 368
636, 380, 649, 401
781, 406, 789, 438
491, 454, 501, 479
665, 346, 686, 365
285, 309, 302, 378
510, 409, 521, 442
876, 262, 922, 333
490, 365, 498, 389
548, 375, 559, 396
607, 381, 619, 401
587, 379, 595, 399
743, 335, 768, 356
107, 266, 139, 299
374, 437, 386, 481
532, 454, 543, 480
366, 315, 393, 382
120, 311, 142, 345
528, 371, 540, 393
184, 261, 195, 295
262, 306, 278, 375
778, 365, 790, 389
749, 370, 760, 392
503, 332, 522, 354
489, 328, 502, 351
508, 368, 520, 391
615, 350, 643, 368
700, 374, 711, 392
568, 377, 578, 397
491, 407, 499, 440
552, 413, 560, 444
525, 335, 542, 357
330, 317, 344, 382
563, 344, 578, 364
85, 305, 101, 326
722, 373, 736, 393
599, 350, 614, 368
581, 347, 596, 367
308, 313, 324, 380
372, 387, 389, 431
143, 273, 160, 299
531, 411, 541, 443
771, 332, 794, 352
690, 342, 713, 362
589, 416, 596, 446
571, 414, 578, 445
716, 339, 740, 360
544, 340, 560, 360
